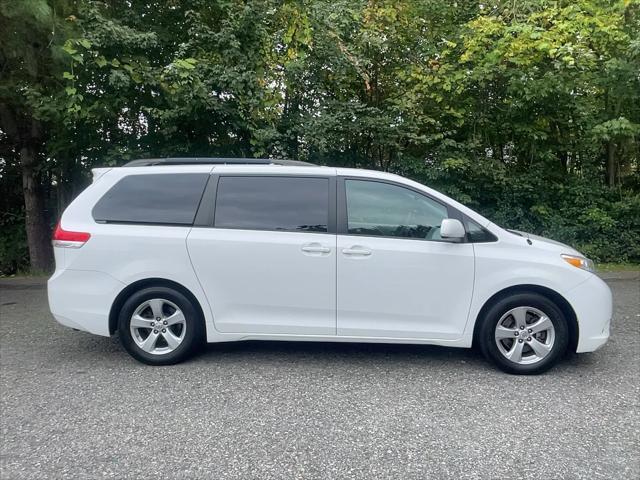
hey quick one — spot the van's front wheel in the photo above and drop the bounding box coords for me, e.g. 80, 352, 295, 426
479, 293, 569, 375
118, 287, 203, 365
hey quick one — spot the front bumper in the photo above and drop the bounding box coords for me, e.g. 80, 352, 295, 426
48, 269, 125, 337
564, 274, 613, 353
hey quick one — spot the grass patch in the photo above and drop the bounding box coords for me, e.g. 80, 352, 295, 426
0, 270, 51, 279
597, 263, 640, 273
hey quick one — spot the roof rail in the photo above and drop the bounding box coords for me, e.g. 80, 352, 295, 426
123, 157, 316, 167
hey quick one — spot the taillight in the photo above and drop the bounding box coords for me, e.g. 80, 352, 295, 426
52, 222, 91, 248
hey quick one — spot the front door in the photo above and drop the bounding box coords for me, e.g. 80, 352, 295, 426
336, 178, 475, 339
187, 174, 336, 335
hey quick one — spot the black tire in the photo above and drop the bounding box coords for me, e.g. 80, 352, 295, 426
118, 286, 204, 365
478, 292, 569, 375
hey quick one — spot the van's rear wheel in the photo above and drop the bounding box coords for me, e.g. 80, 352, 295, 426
118, 287, 203, 365
479, 293, 569, 375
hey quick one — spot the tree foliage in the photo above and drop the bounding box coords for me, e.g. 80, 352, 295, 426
1, 0, 639, 274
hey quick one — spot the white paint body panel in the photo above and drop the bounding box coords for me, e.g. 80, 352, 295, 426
187, 229, 337, 335
336, 236, 474, 339
48, 164, 611, 355
48, 269, 123, 336
48, 166, 217, 338
564, 274, 612, 352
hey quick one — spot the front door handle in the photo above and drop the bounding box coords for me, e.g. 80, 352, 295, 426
342, 246, 372, 256
301, 243, 331, 254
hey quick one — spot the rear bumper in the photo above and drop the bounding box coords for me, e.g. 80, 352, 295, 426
564, 274, 613, 353
48, 269, 124, 336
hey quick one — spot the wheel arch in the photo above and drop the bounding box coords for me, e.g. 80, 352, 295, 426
109, 278, 206, 335
472, 284, 579, 353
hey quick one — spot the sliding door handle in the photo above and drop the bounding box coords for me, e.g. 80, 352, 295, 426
301, 243, 331, 254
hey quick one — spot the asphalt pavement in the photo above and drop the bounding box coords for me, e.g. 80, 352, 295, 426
1, 272, 638, 479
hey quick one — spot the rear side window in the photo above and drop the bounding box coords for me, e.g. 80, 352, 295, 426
92, 173, 209, 225
214, 176, 329, 232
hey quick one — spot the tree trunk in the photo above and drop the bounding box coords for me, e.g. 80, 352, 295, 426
559, 151, 568, 174
606, 141, 616, 187
20, 145, 53, 272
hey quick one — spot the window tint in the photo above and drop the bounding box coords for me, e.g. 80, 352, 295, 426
214, 176, 329, 232
345, 180, 448, 240
92, 173, 209, 225
466, 218, 497, 243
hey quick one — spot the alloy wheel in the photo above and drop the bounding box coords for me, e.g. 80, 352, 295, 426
129, 298, 187, 355
494, 306, 556, 365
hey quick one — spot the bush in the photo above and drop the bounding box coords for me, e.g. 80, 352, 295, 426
403, 157, 640, 263
0, 210, 29, 275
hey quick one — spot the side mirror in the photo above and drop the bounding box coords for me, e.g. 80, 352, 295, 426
440, 218, 466, 240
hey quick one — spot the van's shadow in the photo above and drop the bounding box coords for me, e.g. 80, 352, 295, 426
202, 339, 479, 360
49, 328, 484, 369
197, 339, 594, 372
62, 330, 597, 374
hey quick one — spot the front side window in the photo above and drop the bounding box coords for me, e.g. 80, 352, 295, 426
345, 180, 448, 240
92, 173, 209, 225
214, 176, 329, 232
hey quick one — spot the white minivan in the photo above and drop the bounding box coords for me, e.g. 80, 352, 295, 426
48, 158, 612, 374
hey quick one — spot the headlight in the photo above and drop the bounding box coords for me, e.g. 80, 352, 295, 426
561, 254, 595, 272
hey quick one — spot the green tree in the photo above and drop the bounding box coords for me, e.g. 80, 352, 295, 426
0, 0, 78, 270
1, 0, 638, 273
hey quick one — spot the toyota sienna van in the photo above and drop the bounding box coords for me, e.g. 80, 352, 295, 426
48, 158, 612, 374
